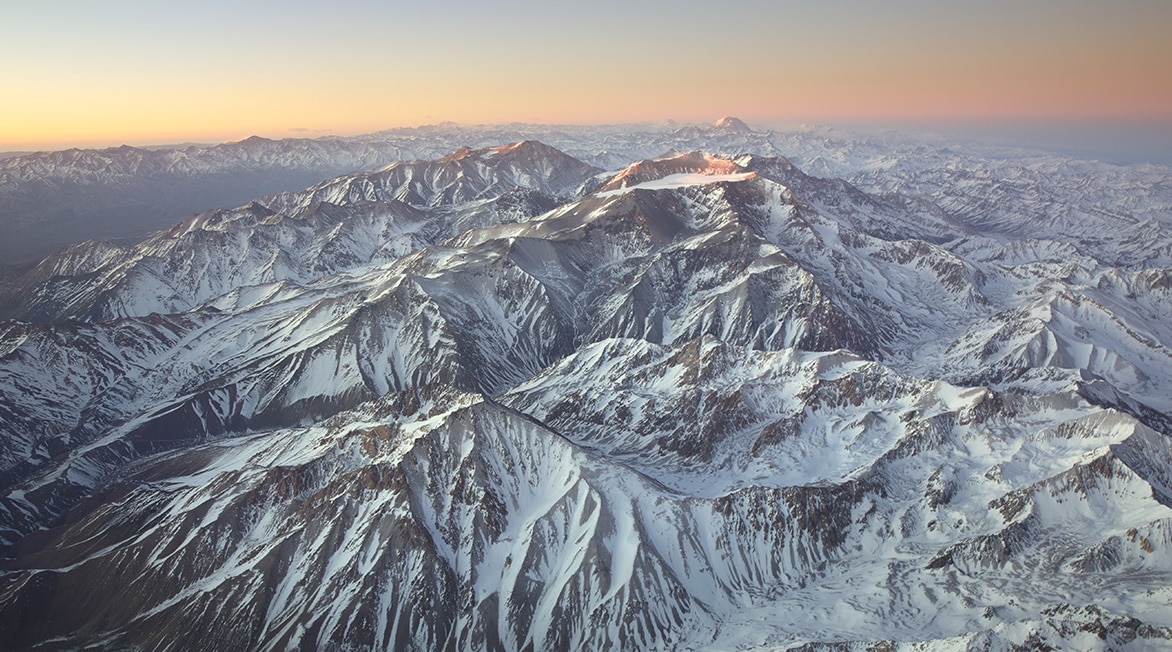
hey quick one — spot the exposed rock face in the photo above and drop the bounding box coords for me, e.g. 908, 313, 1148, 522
2, 136, 1172, 650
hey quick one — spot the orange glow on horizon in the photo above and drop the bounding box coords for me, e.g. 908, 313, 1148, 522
5, 51, 1170, 152
2, 2, 1170, 151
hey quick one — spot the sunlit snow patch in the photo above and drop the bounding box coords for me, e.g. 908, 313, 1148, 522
594, 171, 756, 197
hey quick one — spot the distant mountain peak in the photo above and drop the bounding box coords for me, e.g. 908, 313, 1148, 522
236, 135, 273, 146
712, 116, 752, 133
437, 141, 593, 171
494, 139, 549, 155
441, 145, 476, 162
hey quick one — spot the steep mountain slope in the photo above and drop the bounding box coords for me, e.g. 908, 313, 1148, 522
0, 142, 600, 323
1, 142, 1171, 650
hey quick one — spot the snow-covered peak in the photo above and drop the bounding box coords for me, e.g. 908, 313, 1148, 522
712, 115, 752, 133
594, 150, 749, 193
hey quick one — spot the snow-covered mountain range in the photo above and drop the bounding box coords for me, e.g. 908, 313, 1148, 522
2, 120, 1171, 649
5, 118, 1170, 267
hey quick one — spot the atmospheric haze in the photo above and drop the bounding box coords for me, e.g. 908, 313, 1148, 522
2, 0, 1170, 157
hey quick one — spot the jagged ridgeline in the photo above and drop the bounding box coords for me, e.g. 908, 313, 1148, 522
2, 124, 1172, 650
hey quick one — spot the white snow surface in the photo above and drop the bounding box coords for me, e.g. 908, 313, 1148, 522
594, 171, 757, 197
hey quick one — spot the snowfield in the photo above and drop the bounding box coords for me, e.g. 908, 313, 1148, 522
595, 171, 758, 197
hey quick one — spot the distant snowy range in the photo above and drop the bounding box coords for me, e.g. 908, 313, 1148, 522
2, 118, 1172, 650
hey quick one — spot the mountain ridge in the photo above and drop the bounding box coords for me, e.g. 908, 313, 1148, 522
5, 119, 1170, 265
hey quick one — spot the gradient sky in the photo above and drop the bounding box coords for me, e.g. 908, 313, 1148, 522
3, 0, 1171, 151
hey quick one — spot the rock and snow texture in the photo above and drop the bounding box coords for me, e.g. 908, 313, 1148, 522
6, 117, 1171, 266
2, 128, 1172, 650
